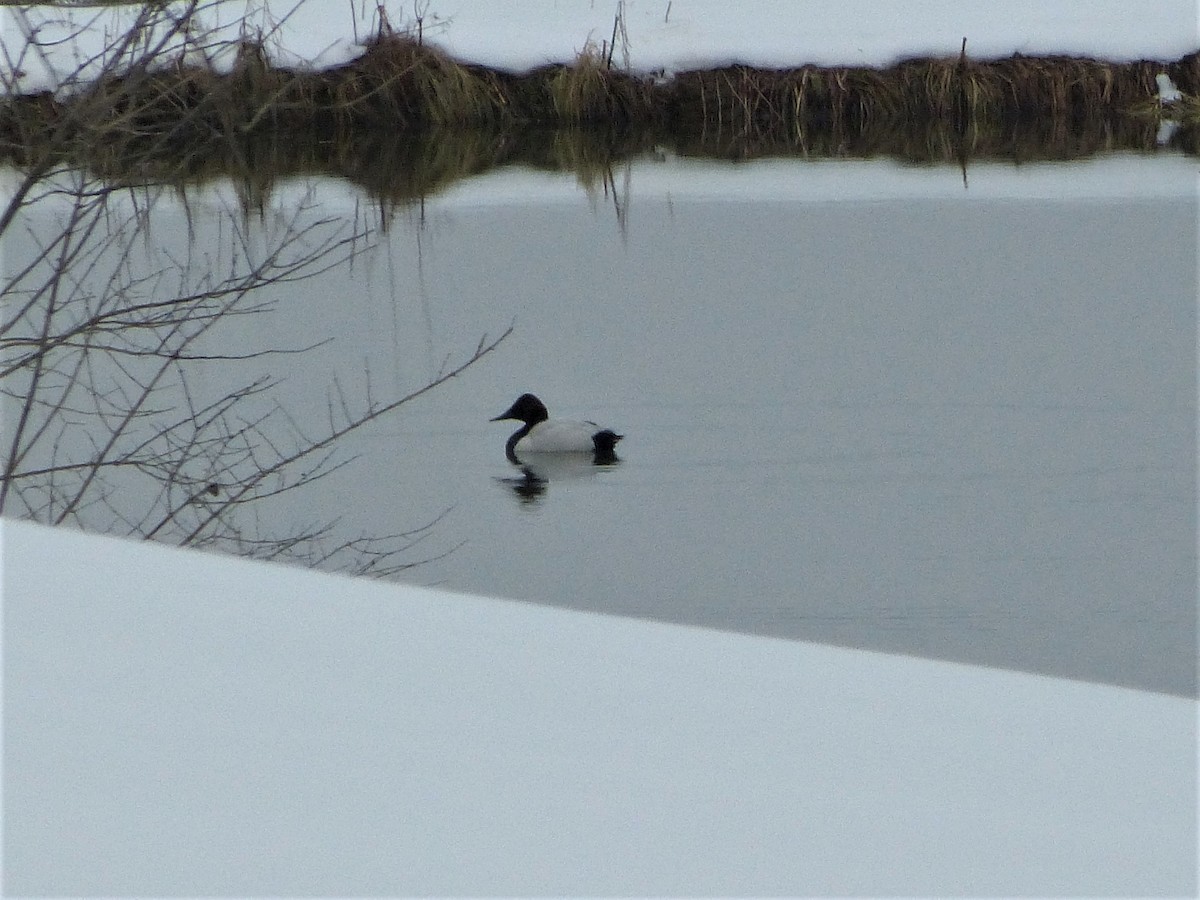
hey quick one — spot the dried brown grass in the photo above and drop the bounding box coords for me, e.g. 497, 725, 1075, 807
663, 53, 1180, 136
2, 41, 1193, 141
546, 43, 655, 124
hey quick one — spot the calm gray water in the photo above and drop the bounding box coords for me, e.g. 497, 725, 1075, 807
6, 157, 1196, 696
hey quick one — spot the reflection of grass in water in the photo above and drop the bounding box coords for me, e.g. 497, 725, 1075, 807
673, 115, 1170, 164
345, 128, 520, 205
4, 115, 1191, 215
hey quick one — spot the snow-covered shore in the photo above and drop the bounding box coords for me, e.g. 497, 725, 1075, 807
4, 519, 1195, 894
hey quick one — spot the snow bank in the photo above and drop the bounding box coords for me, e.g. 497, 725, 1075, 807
2, 519, 1195, 894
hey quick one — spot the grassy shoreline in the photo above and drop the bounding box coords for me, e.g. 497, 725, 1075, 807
2, 33, 1196, 196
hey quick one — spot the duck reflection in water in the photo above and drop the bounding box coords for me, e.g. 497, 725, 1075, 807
495, 450, 622, 504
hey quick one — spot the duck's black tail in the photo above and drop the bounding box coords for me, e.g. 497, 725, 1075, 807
592, 429, 623, 464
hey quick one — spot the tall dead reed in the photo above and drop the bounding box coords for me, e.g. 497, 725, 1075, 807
663, 52, 1192, 135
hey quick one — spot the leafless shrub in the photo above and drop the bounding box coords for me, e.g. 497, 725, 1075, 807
0, 3, 508, 575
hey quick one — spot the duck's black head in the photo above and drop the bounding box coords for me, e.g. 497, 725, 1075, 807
491, 393, 549, 426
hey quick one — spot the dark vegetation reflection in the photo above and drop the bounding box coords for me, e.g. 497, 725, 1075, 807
5, 119, 1195, 217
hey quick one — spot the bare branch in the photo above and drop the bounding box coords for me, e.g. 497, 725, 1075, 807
1, 2, 511, 575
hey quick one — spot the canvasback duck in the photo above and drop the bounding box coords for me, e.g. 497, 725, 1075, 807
491, 393, 623, 464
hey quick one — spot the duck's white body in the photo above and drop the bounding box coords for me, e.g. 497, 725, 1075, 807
516, 419, 608, 454
492, 393, 623, 464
